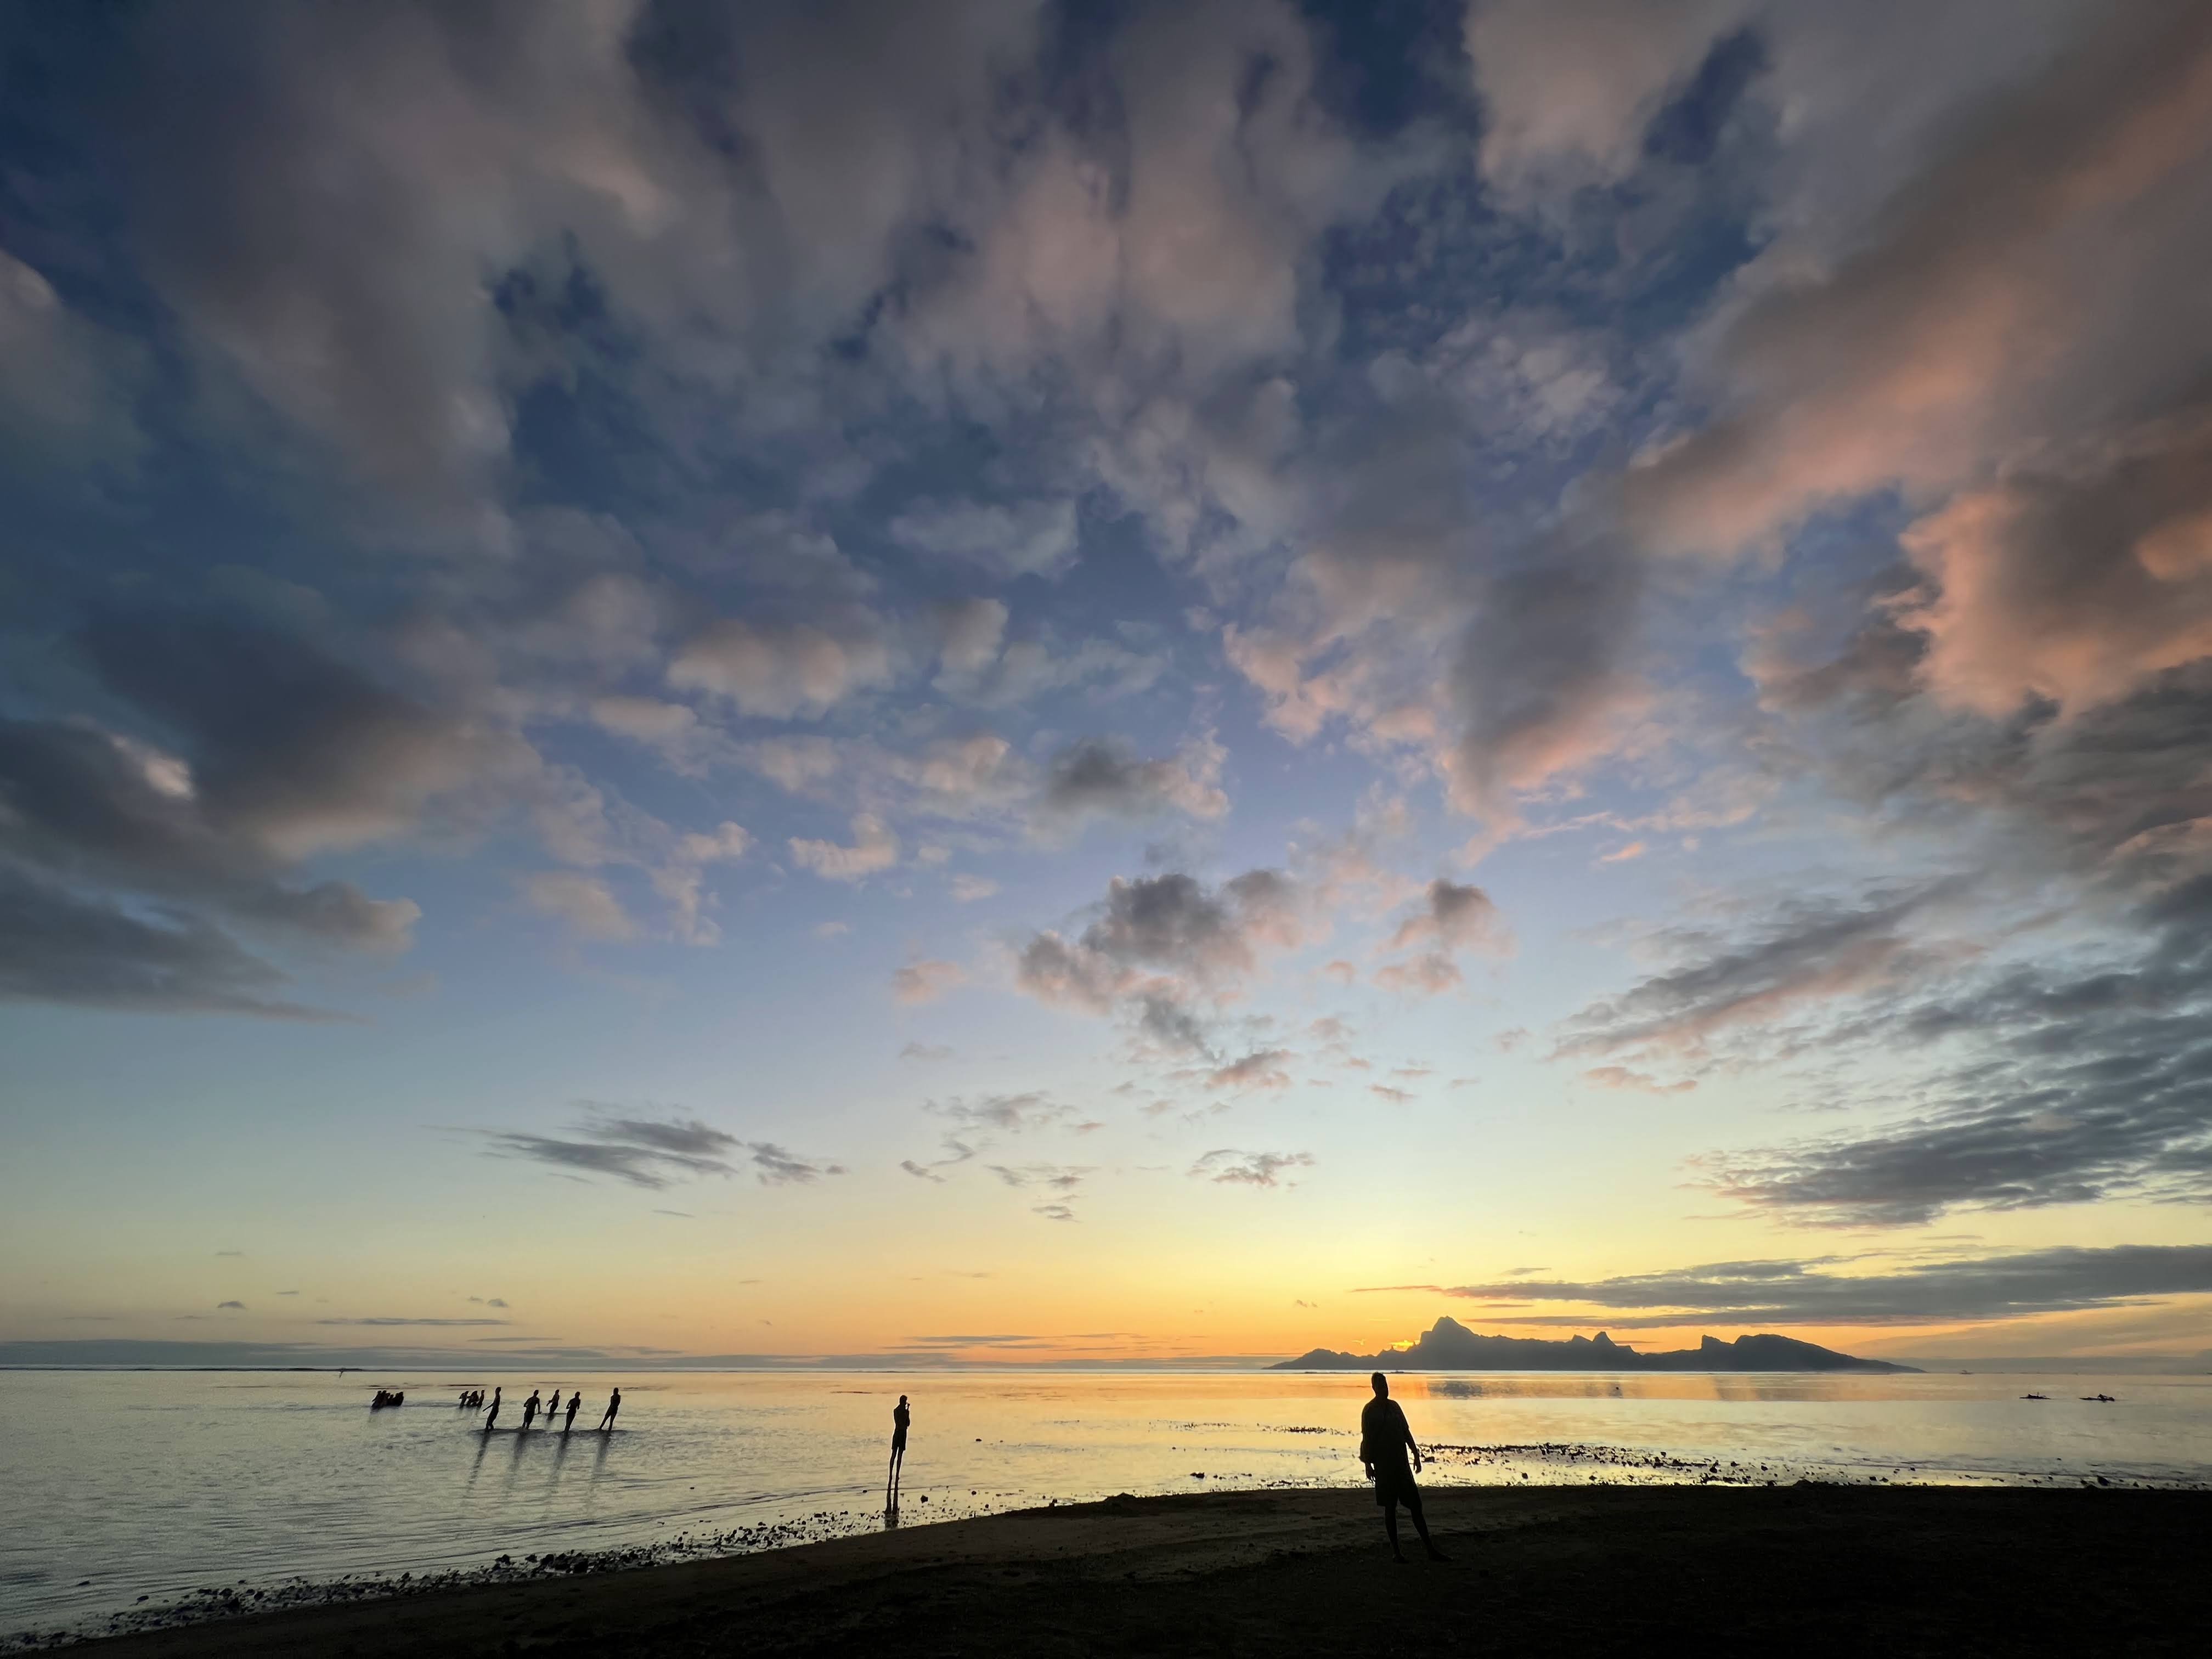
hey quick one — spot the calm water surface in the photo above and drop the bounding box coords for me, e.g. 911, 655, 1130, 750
5, 1367, 2208, 1638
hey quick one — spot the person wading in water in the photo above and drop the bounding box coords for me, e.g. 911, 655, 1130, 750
1361, 1372, 1447, 1563
887, 1395, 911, 1509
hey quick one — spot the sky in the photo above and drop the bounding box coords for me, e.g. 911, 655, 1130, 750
2, 0, 2209, 1373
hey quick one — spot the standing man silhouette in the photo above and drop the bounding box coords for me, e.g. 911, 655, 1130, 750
522, 1390, 541, 1432
563, 1390, 581, 1432
597, 1387, 622, 1431
887, 1394, 911, 1509
1361, 1373, 1447, 1563
483, 1387, 501, 1432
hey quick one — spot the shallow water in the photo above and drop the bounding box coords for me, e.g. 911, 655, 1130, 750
4, 1367, 2207, 1640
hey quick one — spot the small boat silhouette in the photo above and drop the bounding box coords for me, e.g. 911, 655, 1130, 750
2021, 1393, 2047, 1400
2078, 1393, 2116, 1403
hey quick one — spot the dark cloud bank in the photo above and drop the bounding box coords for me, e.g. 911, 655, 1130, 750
1368, 1244, 2212, 1327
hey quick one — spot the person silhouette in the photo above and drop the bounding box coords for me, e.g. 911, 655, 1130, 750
1361, 1373, 1447, 1563
887, 1395, 911, 1507
563, 1390, 581, 1432
597, 1387, 621, 1431
483, 1387, 501, 1432
522, 1390, 541, 1432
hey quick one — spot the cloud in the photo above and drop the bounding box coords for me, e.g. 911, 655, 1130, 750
899, 1041, 953, 1061
1205, 1048, 1294, 1093
0, 247, 145, 471
890, 496, 1080, 580
1893, 416, 2212, 718
1442, 538, 1646, 825
1559, 879, 1970, 1063
668, 617, 894, 719
1422, 1244, 2212, 1326
521, 871, 639, 943
927, 1093, 1071, 1135
587, 696, 730, 778
1374, 878, 1507, 996
891, 958, 966, 1005
950, 874, 998, 902
1189, 1148, 1314, 1187
1396, 886, 1498, 962
0, 863, 336, 1019
932, 600, 1009, 680
1623, 5, 2212, 559
899, 1136, 981, 1184
1582, 1066, 1697, 1095
1466, 0, 1758, 199
0, 607, 492, 1014
1017, 868, 1312, 1012
1036, 737, 1229, 832
72, 608, 493, 864
478, 1110, 842, 1192
315, 1317, 512, 1328
986, 1159, 1094, 1218
748, 1142, 844, 1185
987, 1162, 1091, 1193
789, 813, 900, 882
216, 1300, 245, 1311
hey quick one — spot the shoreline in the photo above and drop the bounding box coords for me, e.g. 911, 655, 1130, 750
18, 1439, 2205, 1649
31, 1484, 2211, 1657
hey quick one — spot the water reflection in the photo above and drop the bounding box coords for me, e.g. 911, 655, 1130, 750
5, 1366, 2207, 1638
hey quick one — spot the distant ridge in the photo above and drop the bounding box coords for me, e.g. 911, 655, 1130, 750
1274, 1316, 1918, 1373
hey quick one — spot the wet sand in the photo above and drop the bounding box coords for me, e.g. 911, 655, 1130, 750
68, 1485, 2208, 1656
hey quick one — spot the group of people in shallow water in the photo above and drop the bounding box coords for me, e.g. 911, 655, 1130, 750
463, 1385, 622, 1435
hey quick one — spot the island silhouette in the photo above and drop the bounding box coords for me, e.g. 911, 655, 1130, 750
1276, 1316, 1917, 1373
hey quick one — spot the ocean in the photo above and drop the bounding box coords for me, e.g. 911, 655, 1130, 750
5, 1367, 2208, 1642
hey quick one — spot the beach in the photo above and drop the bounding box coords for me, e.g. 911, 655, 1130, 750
60, 1485, 2209, 1657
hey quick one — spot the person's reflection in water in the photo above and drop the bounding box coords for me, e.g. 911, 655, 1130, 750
483, 1387, 502, 1432
887, 1394, 911, 1513
596, 1387, 622, 1431
563, 1390, 581, 1432
1361, 1372, 1447, 1564
585, 1423, 613, 1503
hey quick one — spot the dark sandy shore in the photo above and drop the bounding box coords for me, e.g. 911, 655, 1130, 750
71, 1485, 2208, 1657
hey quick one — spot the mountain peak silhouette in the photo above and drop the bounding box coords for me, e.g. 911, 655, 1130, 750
1274, 1316, 1915, 1372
